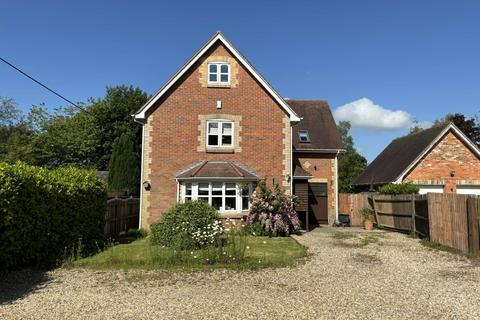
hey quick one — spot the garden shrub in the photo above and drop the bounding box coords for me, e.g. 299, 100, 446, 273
246, 181, 300, 236
150, 200, 222, 250
378, 183, 419, 195
0, 162, 107, 270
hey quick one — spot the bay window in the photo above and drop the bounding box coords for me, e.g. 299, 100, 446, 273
180, 182, 252, 213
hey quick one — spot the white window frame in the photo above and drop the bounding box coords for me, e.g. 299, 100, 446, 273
180, 181, 252, 213
206, 120, 234, 148
207, 62, 230, 85
298, 130, 310, 143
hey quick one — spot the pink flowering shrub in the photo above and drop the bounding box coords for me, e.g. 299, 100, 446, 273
246, 181, 300, 236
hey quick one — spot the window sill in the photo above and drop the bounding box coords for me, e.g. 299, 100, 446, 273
206, 147, 234, 154
207, 83, 231, 88
219, 211, 249, 219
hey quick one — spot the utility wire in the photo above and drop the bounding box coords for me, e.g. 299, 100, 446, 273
0, 56, 92, 115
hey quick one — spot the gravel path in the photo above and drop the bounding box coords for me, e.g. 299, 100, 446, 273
1, 228, 480, 320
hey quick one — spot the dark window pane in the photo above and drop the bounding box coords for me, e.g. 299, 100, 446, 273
225, 189, 236, 196
198, 183, 209, 196
209, 64, 217, 73
241, 187, 249, 196
212, 197, 222, 210
225, 197, 236, 210
212, 182, 222, 196
222, 135, 232, 145
220, 74, 229, 82
209, 74, 217, 82
208, 135, 219, 146
185, 183, 192, 196
185, 197, 192, 202
242, 197, 249, 210
220, 64, 229, 73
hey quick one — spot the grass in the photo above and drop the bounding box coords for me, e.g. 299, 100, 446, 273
73, 236, 308, 271
331, 230, 385, 248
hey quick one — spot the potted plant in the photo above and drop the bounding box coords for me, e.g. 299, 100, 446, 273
360, 208, 375, 231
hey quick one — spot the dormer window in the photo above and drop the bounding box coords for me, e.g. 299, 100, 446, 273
298, 130, 310, 143
208, 62, 230, 85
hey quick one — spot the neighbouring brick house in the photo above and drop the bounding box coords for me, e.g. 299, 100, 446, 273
133, 32, 343, 229
352, 122, 480, 194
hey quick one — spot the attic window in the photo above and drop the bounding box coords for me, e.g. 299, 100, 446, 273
208, 62, 230, 85
298, 130, 310, 143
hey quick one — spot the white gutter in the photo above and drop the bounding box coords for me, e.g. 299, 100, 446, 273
335, 150, 340, 223
138, 124, 145, 229
290, 124, 293, 194
176, 179, 180, 203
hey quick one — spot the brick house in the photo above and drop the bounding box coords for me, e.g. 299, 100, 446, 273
352, 122, 480, 194
133, 32, 343, 229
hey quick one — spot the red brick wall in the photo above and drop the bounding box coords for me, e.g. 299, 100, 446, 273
143, 42, 290, 225
404, 131, 480, 193
294, 153, 336, 223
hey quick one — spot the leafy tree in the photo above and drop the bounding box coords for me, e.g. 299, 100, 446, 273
409, 120, 424, 134
32, 106, 100, 168
337, 121, 367, 192
107, 131, 138, 195
435, 113, 480, 146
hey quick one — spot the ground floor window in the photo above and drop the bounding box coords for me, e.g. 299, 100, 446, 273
180, 181, 253, 213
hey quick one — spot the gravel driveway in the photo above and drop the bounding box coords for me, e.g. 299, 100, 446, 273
1, 228, 480, 320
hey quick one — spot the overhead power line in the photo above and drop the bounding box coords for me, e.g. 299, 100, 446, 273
0, 56, 92, 115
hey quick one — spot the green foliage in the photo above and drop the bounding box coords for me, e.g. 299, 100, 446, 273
246, 181, 300, 236
336, 121, 368, 192
0, 162, 107, 270
108, 131, 138, 195
150, 201, 221, 250
117, 228, 148, 239
378, 183, 419, 195
360, 207, 375, 219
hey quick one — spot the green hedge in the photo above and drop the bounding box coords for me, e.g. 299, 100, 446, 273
378, 183, 419, 195
0, 162, 107, 270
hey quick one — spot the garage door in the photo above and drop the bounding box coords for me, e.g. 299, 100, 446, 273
456, 185, 480, 195
418, 185, 444, 195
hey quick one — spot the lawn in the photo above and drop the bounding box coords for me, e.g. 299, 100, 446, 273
73, 235, 308, 271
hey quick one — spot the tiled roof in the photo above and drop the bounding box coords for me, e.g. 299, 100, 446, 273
293, 165, 312, 178
287, 100, 343, 152
352, 124, 450, 186
176, 161, 260, 179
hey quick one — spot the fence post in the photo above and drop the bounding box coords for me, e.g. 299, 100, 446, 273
467, 197, 480, 256
411, 193, 416, 235
372, 196, 380, 227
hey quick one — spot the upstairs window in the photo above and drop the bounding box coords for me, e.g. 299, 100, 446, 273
208, 62, 230, 85
298, 130, 310, 143
207, 120, 233, 148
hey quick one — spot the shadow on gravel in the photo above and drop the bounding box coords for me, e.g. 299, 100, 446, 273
0, 269, 52, 305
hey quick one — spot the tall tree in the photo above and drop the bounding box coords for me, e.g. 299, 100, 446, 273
435, 113, 480, 146
336, 121, 367, 192
108, 131, 138, 195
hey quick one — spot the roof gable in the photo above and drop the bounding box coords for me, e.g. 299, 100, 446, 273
134, 32, 300, 122
353, 123, 480, 186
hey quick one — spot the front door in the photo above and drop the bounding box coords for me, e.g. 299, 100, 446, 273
308, 183, 328, 225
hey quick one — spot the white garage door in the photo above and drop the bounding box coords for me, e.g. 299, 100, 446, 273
456, 185, 480, 195
418, 185, 444, 195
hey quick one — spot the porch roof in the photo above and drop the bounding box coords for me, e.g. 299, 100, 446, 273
175, 161, 260, 180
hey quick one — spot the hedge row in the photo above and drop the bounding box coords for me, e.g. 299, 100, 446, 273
0, 162, 107, 270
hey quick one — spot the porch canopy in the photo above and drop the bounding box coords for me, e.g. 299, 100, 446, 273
175, 160, 260, 180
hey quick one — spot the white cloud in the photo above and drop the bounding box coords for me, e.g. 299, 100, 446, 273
333, 98, 413, 130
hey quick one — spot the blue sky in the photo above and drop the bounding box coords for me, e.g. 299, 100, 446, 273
1, 1, 479, 161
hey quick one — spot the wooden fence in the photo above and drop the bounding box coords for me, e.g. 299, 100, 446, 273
339, 193, 480, 254
338, 193, 370, 226
105, 197, 140, 237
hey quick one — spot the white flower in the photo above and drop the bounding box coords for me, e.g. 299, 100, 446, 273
246, 246, 250, 250
263, 241, 267, 244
